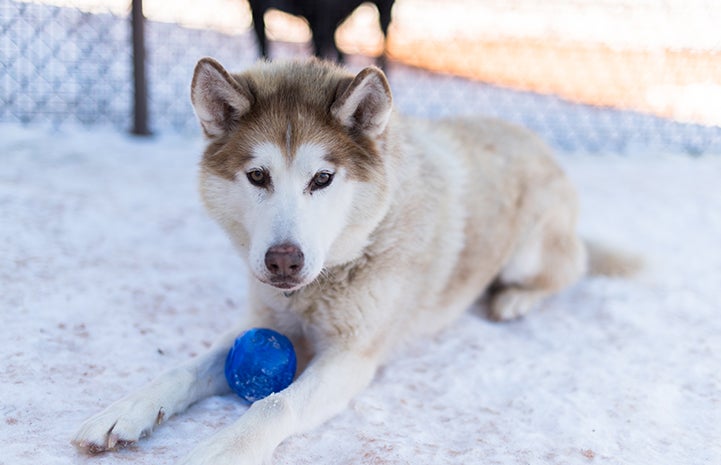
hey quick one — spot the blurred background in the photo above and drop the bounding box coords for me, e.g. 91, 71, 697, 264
2, 0, 720, 153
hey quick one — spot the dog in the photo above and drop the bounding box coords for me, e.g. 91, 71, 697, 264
73, 58, 637, 464
248, 0, 394, 65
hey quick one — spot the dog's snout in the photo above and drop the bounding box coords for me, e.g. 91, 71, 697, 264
265, 243, 304, 277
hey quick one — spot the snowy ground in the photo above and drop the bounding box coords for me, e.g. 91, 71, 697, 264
1, 120, 720, 465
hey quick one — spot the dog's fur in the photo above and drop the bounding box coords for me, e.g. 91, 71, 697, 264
249, 0, 394, 64
73, 58, 635, 464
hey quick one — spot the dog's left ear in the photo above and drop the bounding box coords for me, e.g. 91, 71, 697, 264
331, 66, 392, 138
190, 57, 254, 139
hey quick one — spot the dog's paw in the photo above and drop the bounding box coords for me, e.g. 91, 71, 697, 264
489, 287, 544, 321
72, 397, 166, 453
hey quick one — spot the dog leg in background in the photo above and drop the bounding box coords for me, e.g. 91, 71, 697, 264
179, 345, 380, 465
375, 0, 394, 69
249, 1, 269, 59
72, 320, 257, 453
308, 10, 342, 62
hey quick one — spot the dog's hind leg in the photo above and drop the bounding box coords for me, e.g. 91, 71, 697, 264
489, 191, 587, 321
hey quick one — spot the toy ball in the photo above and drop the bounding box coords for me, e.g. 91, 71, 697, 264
224, 328, 297, 403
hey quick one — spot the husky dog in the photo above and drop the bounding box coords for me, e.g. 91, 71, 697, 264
73, 58, 635, 464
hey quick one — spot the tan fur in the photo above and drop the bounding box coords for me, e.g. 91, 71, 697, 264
73, 58, 635, 465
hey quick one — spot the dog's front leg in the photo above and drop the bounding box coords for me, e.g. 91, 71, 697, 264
73, 322, 252, 453
178, 345, 379, 465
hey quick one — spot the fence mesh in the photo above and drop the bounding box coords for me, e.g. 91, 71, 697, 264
1, 1, 131, 127
2, 0, 720, 154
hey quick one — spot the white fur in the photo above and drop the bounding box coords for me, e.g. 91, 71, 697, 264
211, 140, 359, 291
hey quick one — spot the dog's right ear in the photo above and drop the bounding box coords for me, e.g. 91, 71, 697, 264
331, 66, 392, 138
190, 57, 254, 139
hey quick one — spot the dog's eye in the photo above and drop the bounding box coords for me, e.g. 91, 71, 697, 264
247, 169, 269, 188
310, 171, 334, 191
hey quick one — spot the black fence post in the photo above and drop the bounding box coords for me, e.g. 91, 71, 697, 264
131, 0, 150, 135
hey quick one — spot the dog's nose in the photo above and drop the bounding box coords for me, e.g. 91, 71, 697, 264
265, 243, 304, 277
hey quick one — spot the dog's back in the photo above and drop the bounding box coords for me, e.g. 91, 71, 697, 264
359, 114, 584, 333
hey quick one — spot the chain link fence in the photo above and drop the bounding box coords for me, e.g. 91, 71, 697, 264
2, 0, 721, 154
2, 0, 131, 127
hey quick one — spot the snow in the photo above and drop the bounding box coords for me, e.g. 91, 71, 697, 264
1, 121, 720, 465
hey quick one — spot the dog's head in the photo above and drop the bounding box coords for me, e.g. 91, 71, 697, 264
191, 58, 394, 292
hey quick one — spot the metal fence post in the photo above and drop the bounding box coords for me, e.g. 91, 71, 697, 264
131, 0, 150, 135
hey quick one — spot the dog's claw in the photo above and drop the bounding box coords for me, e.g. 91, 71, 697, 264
86, 443, 106, 455
74, 436, 136, 455
107, 431, 119, 450
73, 426, 139, 454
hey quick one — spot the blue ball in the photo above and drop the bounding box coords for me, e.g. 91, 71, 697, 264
224, 328, 297, 403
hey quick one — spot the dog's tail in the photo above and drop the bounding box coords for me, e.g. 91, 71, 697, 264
584, 239, 643, 277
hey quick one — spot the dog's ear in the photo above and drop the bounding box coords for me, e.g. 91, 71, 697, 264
331, 66, 392, 138
191, 57, 254, 139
